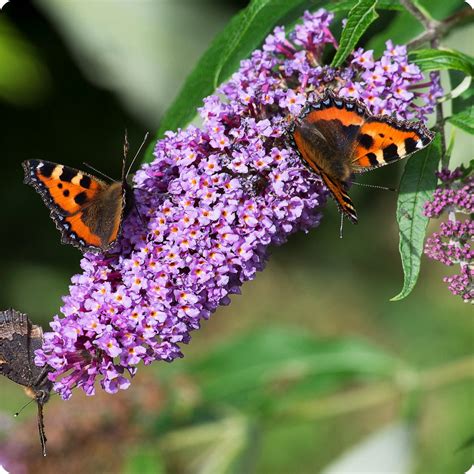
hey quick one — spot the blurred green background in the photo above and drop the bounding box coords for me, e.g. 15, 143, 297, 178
0, 1, 472, 473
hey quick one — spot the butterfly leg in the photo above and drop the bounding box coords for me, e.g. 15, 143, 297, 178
32, 365, 51, 387
37, 403, 48, 456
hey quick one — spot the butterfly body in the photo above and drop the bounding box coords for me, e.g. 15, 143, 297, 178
0, 308, 52, 456
289, 91, 434, 223
23, 159, 133, 252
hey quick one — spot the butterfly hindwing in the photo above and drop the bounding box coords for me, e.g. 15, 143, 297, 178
292, 122, 359, 223
64, 183, 126, 249
290, 92, 364, 223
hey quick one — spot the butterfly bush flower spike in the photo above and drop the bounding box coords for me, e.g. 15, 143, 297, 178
424, 168, 473, 302
36, 9, 439, 398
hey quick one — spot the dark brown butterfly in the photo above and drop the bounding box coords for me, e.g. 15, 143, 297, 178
22, 132, 148, 253
0, 308, 52, 456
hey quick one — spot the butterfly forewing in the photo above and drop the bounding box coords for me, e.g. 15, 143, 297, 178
351, 117, 434, 172
320, 173, 358, 223
0, 308, 50, 388
301, 96, 368, 127
0, 309, 34, 386
23, 160, 107, 215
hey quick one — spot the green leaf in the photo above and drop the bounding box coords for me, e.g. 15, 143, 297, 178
460, 159, 474, 178
368, 0, 463, 56
186, 328, 401, 409
322, 422, 415, 473
0, 17, 50, 105
447, 106, 474, 135
391, 135, 442, 301
328, 0, 403, 11
409, 48, 474, 76
142, 0, 315, 163
159, 415, 257, 474
450, 70, 474, 117
330, 0, 379, 67
123, 445, 166, 474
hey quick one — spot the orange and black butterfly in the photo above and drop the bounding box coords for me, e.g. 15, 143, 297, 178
0, 308, 52, 456
22, 133, 147, 253
289, 90, 434, 224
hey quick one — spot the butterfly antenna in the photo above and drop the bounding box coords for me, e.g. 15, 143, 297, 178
32, 365, 52, 388
126, 132, 149, 178
350, 181, 397, 192
82, 162, 115, 182
339, 213, 344, 239
14, 398, 35, 417
122, 129, 130, 181
134, 202, 145, 227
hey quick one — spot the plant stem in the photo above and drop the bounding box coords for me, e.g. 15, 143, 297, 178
439, 76, 472, 103
400, 0, 439, 30
407, 8, 474, 50
431, 36, 447, 163
276, 355, 474, 421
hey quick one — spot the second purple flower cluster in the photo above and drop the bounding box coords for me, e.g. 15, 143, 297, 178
424, 167, 473, 302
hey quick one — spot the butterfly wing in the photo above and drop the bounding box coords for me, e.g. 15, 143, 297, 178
296, 94, 368, 129
351, 116, 434, 172
23, 160, 107, 216
65, 182, 129, 251
0, 308, 34, 387
320, 172, 358, 223
290, 93, 365, 223
22, 160, 127, 252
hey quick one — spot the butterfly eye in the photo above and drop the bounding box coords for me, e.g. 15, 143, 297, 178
36, 389, 50, 404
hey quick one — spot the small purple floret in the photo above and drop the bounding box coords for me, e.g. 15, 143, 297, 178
424, 168, 473, 302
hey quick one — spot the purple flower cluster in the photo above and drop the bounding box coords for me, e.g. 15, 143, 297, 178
339, 45, 442, 120
424, 168, 473, 302
36, 9, 439, 398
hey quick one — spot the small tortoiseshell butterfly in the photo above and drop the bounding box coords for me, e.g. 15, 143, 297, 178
0, 308, 52, 456
289, 90, 435, 224
22, 133, 147, 253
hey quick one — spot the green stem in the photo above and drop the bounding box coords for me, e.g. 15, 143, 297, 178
439, 76, 472, 103
276, 356, 474, 421
407, 8, 474, 50
430, 37, 447, 162
401, 0, 454, 164
399, 0, 439, 29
